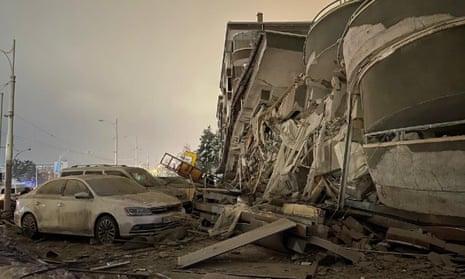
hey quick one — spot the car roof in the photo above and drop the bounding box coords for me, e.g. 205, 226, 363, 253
53, 175, 131, 181
61, 165, 144, 171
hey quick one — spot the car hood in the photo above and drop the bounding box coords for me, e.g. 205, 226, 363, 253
146, 186, 187, 200
103, 191, 181, 207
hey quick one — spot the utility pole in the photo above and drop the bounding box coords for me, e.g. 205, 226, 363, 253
0, 92, 4, 155
134, 136, 138, 166
114, 118, 118, 165
2, 40, 15, 213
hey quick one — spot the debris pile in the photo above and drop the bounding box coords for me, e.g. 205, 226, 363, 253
181, 203, 465, 278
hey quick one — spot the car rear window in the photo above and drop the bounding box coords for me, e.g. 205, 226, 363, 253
85, 177, 147, 196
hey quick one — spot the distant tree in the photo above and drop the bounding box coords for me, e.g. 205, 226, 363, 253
13, 159, 36, 181
196, 126, 221, 173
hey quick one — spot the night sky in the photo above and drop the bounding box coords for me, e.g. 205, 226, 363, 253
0, 0, 330, 168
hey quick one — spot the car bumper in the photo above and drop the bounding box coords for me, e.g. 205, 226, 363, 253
118, 211, 186, 236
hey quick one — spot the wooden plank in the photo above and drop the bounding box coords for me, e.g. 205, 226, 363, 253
386, 227, 446, 250
307, 236, 364, 264
240, 211, 308, 238
282, 203, 325, 224
422, 226, 465, 242
286, 235, 363, 264
90, 260, 130, 271
236, 219, 288, 252
366, 215, 419, 230
342, 216, 364, 233
177, 218, 296, 268
444, 242, 465, 256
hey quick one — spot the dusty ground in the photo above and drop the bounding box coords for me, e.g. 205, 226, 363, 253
0, 219, 462, 279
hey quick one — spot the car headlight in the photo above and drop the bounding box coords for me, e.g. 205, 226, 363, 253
125, 207, 153, 216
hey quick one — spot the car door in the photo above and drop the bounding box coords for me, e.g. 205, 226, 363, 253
59, 179, 94, 235
33, 180, 66, 232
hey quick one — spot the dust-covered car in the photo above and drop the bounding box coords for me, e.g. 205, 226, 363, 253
14, 175, 185, 244
60, 165, 192, 212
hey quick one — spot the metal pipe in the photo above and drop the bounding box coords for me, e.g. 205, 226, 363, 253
337, 91, 354, 211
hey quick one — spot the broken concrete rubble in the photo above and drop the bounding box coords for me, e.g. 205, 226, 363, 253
184, 187, 465, 278
212, 0, 465, 247
161, 1, 465, 275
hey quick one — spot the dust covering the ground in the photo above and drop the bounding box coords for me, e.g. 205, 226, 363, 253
0, 218, 461, 279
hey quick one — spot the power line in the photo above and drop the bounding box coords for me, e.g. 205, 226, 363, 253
16, 114, 57, 138
13, 114, 113, 162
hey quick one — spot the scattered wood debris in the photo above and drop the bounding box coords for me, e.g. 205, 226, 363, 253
177, 218, 296, 268
89, 260, 131, 271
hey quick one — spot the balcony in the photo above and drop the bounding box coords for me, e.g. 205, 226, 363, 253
231, 31, 259, 66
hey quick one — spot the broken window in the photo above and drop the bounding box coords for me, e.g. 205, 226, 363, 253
260, 90, 271, 101
227, 78, 232, 92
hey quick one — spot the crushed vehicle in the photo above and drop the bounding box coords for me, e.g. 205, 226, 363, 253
14, 175, 186, 244
60, 164, 192, 211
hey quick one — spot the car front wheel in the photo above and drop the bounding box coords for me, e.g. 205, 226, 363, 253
21, 213, 38, 239
95, 215, 118, 245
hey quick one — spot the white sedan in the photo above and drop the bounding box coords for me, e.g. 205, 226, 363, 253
14, 175, 185, 244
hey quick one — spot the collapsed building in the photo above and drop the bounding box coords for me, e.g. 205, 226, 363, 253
215, 0, 465, 225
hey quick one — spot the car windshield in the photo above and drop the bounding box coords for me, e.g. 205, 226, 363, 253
86, 176, 147, 196
127, 168, 160, 187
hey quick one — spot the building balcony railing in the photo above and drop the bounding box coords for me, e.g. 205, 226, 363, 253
232, 31, 259, 51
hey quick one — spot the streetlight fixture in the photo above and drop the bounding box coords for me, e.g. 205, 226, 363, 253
1, 40, 16, 213
98, 118, 118, 165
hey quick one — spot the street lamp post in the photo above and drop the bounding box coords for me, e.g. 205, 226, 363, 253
98, 118, 118, 165
1, 40, 16, 213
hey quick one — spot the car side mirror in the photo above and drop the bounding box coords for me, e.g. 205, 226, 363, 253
74, 192, 91, 199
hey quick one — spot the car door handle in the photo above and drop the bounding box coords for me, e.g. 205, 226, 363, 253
35, 201, 41, 206
57, 202, 64, 207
